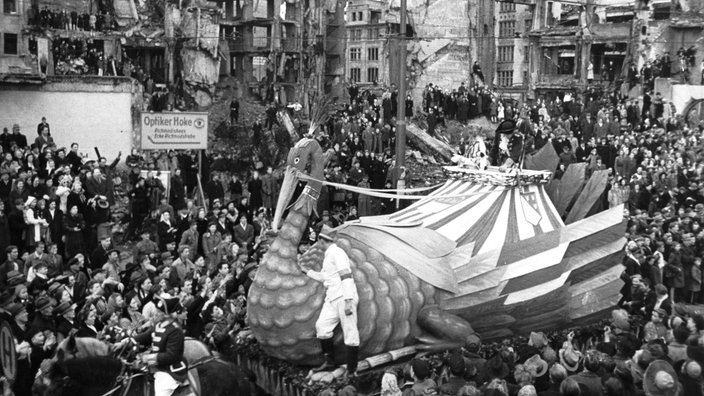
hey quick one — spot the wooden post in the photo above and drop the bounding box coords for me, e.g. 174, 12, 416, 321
393, 0, 407, 188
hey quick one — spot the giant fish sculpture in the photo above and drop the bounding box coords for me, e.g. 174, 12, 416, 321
248, 138, 626, 364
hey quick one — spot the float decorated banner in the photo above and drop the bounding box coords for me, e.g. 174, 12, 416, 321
141, 112, 208, 150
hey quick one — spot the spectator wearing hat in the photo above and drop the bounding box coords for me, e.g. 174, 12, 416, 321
205, 173, 225, 210
172, 246, 195, 283
102, 249, 124, 292
233, 215, 254, 254
489, 119, 524, 168
202, 222, 222, 269
54, 302, 77, 340
559, 332, 583, 374
680, 360, 703, 396
8, 301, 33, 396
178, 221, 199, 262
567, 350, 603, 396
644, 360, 680, 396
30, 295, 56, 334
133, 228, 159, 266
215, 209, 230, 236
0, 245, 23, 290
540, 363, 567, 396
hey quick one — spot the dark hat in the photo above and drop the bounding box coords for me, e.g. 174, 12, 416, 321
157, 296, 182, 314
687, 345, 704, 364
130, 271, 148, 286
35, 295, 54, 311
47, 282, 63, 297
496, 120, 517, 135
161, 252, 173, 261
318, 224, 335, 242
53, 302, 75, 316
6, 270, 25, 287
411, 359, 431, 380
644, 360, 678, 396
487, 355, 510, 379
106, 249, 120, 257
6, 303, 26, 317
0, 291, 14, 308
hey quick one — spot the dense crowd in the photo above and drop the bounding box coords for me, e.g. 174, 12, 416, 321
328, 79, 704, 395
5, 67, 704, 396
0, 118, 270, 395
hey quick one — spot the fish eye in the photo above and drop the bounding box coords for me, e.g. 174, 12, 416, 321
294, 157, 300, 164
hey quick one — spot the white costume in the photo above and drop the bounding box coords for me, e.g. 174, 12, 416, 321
306, 243, 359, 346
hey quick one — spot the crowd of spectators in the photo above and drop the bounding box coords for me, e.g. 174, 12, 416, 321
0, 117, 270, 395
4, 63, 704, 395
347, 72, 704, 395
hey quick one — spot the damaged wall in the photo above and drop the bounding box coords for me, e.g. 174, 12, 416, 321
396, 0, 471, 111
169, 5, 221, 108
0, 77, 141, 162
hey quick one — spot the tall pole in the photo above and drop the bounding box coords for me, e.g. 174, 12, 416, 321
393, 0, 407, 187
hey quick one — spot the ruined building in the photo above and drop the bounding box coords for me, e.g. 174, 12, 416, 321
524, 0, 704, 103
217, 0, 347, 105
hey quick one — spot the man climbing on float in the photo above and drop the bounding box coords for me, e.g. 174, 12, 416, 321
299, 224, 360, 377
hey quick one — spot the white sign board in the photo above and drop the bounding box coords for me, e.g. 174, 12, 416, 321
141, 112, 208, 150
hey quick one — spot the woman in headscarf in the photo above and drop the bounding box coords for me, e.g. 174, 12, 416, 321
157, 211, 176, 251
24, 196, 48, 251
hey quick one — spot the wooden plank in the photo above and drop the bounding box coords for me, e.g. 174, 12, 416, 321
348, 224, 457, 258
524, 142, 560, 172
565, 170, 609, 224
406, 122, 456, 162
559, 205, 625, 245
546, 178, 560, 208
568, 262, 624, 297
555, 163, 587, 215
564, 222, 627, 258
337, 228, 458, 293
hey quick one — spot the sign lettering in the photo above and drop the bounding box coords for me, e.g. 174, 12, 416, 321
141, 112, 208, 150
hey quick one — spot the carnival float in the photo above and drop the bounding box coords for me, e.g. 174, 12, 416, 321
246, 134, 626, 380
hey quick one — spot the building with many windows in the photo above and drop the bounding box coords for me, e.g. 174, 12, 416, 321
345, 0, 390, 86
1, 0, 34, 75
492, 0, 534, 102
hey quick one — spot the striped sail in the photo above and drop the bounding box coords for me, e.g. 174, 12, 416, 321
371, 169, 626, 338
